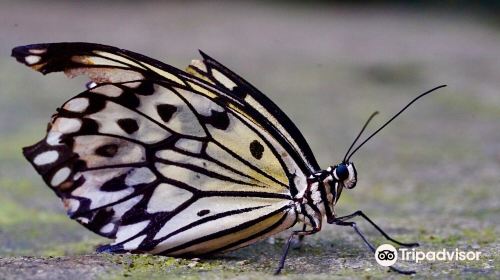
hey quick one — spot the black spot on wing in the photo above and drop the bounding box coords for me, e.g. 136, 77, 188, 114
156, 104, 177, 123
95, 144, 119, 157
117, 118, 139, 134
78, 93, 106, 114
197, 209, 210, 216
82, 117, 100, 130
231, 85, 247, 99
250, 140, 264, 160
113, 88, 140, 109
203, 110, 230, 130
133, 81, 155, 96
100, 173, 128, 192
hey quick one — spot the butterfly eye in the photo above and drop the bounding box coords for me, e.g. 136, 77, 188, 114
334, 164, 349, 181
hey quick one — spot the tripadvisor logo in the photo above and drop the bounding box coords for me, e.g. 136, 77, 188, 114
375, 244, 481, 267
375, 244, 398, 266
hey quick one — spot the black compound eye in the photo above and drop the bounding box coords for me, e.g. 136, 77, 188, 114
335, 164, 349, 181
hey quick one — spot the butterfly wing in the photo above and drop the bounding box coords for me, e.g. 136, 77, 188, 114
14, 43, 305, 255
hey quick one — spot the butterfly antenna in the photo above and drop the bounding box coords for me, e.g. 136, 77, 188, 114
343, 111, 379, 163
347, 85, 447, 161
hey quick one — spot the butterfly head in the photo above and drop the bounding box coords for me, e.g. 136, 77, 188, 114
330, 162, 357, 190
322, 162, 357, 208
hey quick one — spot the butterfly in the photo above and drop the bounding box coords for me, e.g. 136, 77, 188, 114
12, 43, 445, 274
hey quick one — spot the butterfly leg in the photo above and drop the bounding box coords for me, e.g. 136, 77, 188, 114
329, 210, 418, 247
333, 220, 416, 275
274, 227, 319, 275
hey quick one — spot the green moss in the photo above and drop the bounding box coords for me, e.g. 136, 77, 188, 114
102, 254, 245, 280
425, 234, 461, 246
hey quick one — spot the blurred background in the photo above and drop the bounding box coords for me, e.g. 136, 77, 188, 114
0, 1, 498, 279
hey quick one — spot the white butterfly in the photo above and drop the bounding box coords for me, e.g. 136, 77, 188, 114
13, 43, 443, 274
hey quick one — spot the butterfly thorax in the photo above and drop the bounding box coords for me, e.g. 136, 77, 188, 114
294, 163, 357, 229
